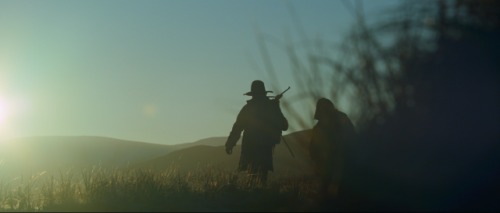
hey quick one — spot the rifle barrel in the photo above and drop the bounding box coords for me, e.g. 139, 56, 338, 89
280, 86, 291, 95
281, 135, 295, 158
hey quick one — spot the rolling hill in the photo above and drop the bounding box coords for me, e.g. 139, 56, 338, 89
0, 130, 313, 178
130, 130, 314, 175
169, 136, 239, 150
0, 136, 223, 178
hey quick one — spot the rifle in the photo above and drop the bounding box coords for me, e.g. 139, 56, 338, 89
272, 86, 295, 158
281, 135, 295, 158
271, 86, 290, 100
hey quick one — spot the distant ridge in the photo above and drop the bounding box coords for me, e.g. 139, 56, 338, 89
0, 135, 229, 177
130, 130, 314, 175
170, 137, 240, 150
0, 136, 176, 177
0, 130, 313, 177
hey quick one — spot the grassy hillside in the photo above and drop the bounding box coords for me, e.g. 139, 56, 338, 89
0, 130, 313, 184
0, 167, 317, 212
0, 136, 177, 178
131, 130, 314, 175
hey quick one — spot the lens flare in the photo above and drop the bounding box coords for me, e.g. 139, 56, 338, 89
143, 104, 157, 116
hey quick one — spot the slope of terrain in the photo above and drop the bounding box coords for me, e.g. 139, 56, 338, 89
0, 136, 177, 177
0, 131, 313, 178
169, 137, 238, 150
131, 130, 314, 175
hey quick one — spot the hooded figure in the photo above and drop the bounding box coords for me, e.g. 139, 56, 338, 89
225, 80, 288, 183
309, 98, 356, 201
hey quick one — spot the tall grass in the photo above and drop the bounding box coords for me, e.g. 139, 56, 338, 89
0, 167, 316, 212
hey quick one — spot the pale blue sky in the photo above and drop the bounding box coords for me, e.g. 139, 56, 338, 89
0, 0, 399, 144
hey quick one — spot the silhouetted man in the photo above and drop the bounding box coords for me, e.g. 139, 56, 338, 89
309, 98, 355, 205
225, 80, 288, 183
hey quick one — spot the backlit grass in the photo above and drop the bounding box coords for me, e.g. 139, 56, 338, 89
0, 166, 317, 212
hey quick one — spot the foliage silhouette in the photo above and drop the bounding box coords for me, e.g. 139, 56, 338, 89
254, 0, 499, 211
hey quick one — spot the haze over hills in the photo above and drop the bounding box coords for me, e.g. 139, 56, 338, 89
130, 130, 314, 175
169, 137, 240, 150
0, 131, 313, 178
0, 136, 186, 177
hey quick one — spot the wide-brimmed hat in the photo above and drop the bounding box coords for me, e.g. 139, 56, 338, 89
244, 80, 273, 96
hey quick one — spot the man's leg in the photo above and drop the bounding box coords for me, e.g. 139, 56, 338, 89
247, 166, 268, 185
247, 165, 260, 183
259, 169, 268, 183
315, 162, 333, 210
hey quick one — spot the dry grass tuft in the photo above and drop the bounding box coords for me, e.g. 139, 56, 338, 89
0, 167, 317, 212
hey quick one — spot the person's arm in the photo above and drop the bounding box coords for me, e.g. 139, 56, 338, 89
225, 106, 246, 154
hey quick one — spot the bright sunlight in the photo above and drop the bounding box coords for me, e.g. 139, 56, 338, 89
0, 97, 6, 124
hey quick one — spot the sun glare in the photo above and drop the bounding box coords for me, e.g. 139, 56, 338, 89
0, 98, 6, 124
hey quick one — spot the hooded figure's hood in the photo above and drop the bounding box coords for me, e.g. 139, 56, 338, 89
314, 98, 336, 120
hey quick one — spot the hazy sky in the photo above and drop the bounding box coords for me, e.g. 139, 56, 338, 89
0, 0, 398, 145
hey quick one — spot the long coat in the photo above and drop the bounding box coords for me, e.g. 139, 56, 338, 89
309, 109, 355, 182
225, 96, 288, 172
